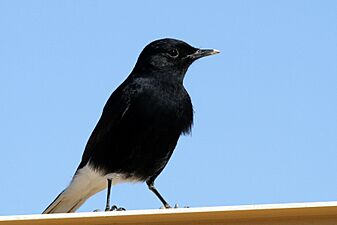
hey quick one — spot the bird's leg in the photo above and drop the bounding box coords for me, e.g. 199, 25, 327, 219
105, 179, 112, 211
146, 180, 171, 208
104, 179, 126, 211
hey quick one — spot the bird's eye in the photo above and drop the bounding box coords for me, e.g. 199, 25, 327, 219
168, 49, 179, 58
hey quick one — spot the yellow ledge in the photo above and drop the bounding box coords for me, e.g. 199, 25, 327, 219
1, 201, 337, 225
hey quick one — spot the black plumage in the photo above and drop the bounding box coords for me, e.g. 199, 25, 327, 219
43, 38, 219, 213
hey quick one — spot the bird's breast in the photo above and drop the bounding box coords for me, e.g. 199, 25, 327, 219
137, 84, 193, 130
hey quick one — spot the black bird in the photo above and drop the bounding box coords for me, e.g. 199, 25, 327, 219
43, 38, 219, 213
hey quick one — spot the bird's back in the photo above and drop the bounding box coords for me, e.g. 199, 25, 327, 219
80, 77, 193, 181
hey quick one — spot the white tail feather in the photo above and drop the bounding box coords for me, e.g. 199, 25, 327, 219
43, 165, 107, 214
43, 163, 140, 213
42, 189, 87, 213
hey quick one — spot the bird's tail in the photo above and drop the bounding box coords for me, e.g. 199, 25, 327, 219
43, 164, 107, 214
42, 188, 88, 214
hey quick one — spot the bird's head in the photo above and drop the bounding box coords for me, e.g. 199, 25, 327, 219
132, 38, 219, 83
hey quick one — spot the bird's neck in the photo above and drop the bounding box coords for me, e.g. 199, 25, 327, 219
131, 67, 187, 85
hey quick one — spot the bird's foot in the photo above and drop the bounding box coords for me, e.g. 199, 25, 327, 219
159, 203, 171, 209
108, 205, 126, 211
160, 203, 189, 209
93, 209, 101, 212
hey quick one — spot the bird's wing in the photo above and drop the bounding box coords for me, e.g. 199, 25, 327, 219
77, 79, 135, 170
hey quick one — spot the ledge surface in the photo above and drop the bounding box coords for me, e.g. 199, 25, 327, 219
1, 201, 337, 225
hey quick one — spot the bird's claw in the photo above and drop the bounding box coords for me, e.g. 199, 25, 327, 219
159, 203, 189, 209
159, 204, 171, 209
116, 207, 126, 211
108, 205, 126, 211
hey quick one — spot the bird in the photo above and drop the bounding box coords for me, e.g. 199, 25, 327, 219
43, 38, 219, 213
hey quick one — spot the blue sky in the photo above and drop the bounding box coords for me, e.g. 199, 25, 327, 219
1, 0, 337, 216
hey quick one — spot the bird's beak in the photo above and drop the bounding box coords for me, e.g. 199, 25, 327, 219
188, 49, 220, 60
